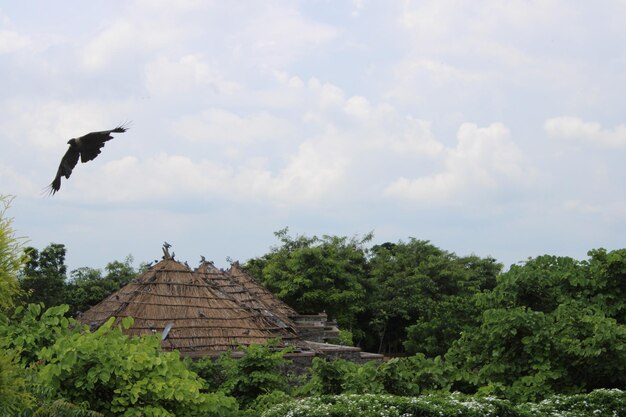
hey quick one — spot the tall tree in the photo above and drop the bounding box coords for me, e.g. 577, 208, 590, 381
359, 239, 500, 355
65, 255, 137, 314
19, 243, 67, 308
244, 228, 370, 329
446, 252, 626, 401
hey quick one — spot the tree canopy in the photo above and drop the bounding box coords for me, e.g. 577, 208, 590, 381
245, 228, 371, 330
3, 216, 626, 408
446, 251, 626, 401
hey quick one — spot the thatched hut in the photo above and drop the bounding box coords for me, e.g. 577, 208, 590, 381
79, 256, 305, 356
79, 245, 383, 364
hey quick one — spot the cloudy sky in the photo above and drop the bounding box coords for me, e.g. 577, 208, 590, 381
2, 1, 626, 273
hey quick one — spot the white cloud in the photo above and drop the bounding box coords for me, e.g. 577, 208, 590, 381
239, 5, 338, 67
545, 117, 626, 148
61, 137, 349, 206
3, 99, 129, 152
0, 165, 38, 196
391, 0, 588, 104
388, 117, 444, 157
0, 29, 30, 54
351, 0, 366, 16
65, 154, 232, 202
395, 58, 485, 85
271, 139, 349, 202
144, 55, 242, 97
399, 0, 567, 53
308, 78, 345, 109
563, 199, 626, 221
174, 108, 291, 145
343, 96, 371, 119
80, 12, 189, 71
385, 123, 532, 204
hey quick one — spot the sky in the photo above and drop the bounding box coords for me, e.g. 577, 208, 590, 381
2, 1, 626, 273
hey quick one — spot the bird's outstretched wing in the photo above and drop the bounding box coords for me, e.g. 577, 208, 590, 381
78, 124, 129, 163
47, 146, 80, 195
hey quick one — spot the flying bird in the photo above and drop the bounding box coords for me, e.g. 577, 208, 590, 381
46, 124, 129, 195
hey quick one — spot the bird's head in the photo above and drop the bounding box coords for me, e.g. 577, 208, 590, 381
67, 138, 77, 145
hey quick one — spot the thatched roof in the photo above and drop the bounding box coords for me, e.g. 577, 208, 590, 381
79, 257, 304, 355
196, 260, 297, 332
227, 261, 299, 321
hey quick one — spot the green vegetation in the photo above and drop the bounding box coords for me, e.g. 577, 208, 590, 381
2, 197, 626, 415
0, 302, 237, 416
18, 246, 138, 315
445, 251, 626, 401
246, 230, 501, 355
261, 389, 626, 417
38, 317, 237, 416
245, 228, 371, 330
0, 196, 26, 312
189, 341, 292, 408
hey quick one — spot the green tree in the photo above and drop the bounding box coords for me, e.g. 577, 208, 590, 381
446, 252, 626, 402
65, 255, 137, 314
360, 239, 499, 354
585, 248, 626, 322
19, 243, 68, 307
245, 228, 370, 330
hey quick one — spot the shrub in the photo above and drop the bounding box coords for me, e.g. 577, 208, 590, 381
262, 390, 626, 417
0, 303, 73, 365
261, 393, 522, 417
213, 340, 292, 408
37, 317, 238, 417
517, 389, 626, 416
376, 354, 454, 396
0, 348, 33, 415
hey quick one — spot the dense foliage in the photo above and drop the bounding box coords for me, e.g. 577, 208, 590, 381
19, 243, 68, 308
3, 196, 626, 415
38, 317, 237, 417
18, 244, 139, 315
245, 229, 500, 355
64, 256, 137, 314
189, 341, 292, 408
0, 302, 239, 416
362, 240, 499, 355
245, 228, 370, 330
446, 251, 626, 401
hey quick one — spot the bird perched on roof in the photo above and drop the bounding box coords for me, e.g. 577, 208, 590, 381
46, 124, 129, 195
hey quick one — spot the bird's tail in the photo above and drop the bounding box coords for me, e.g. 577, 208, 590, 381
41, 183, 58, 197
113, 120, 132, 133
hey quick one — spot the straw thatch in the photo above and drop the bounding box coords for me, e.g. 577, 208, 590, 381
196, 260, 298, 332
79, 257, 304, 355
227, 261, 299, 321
